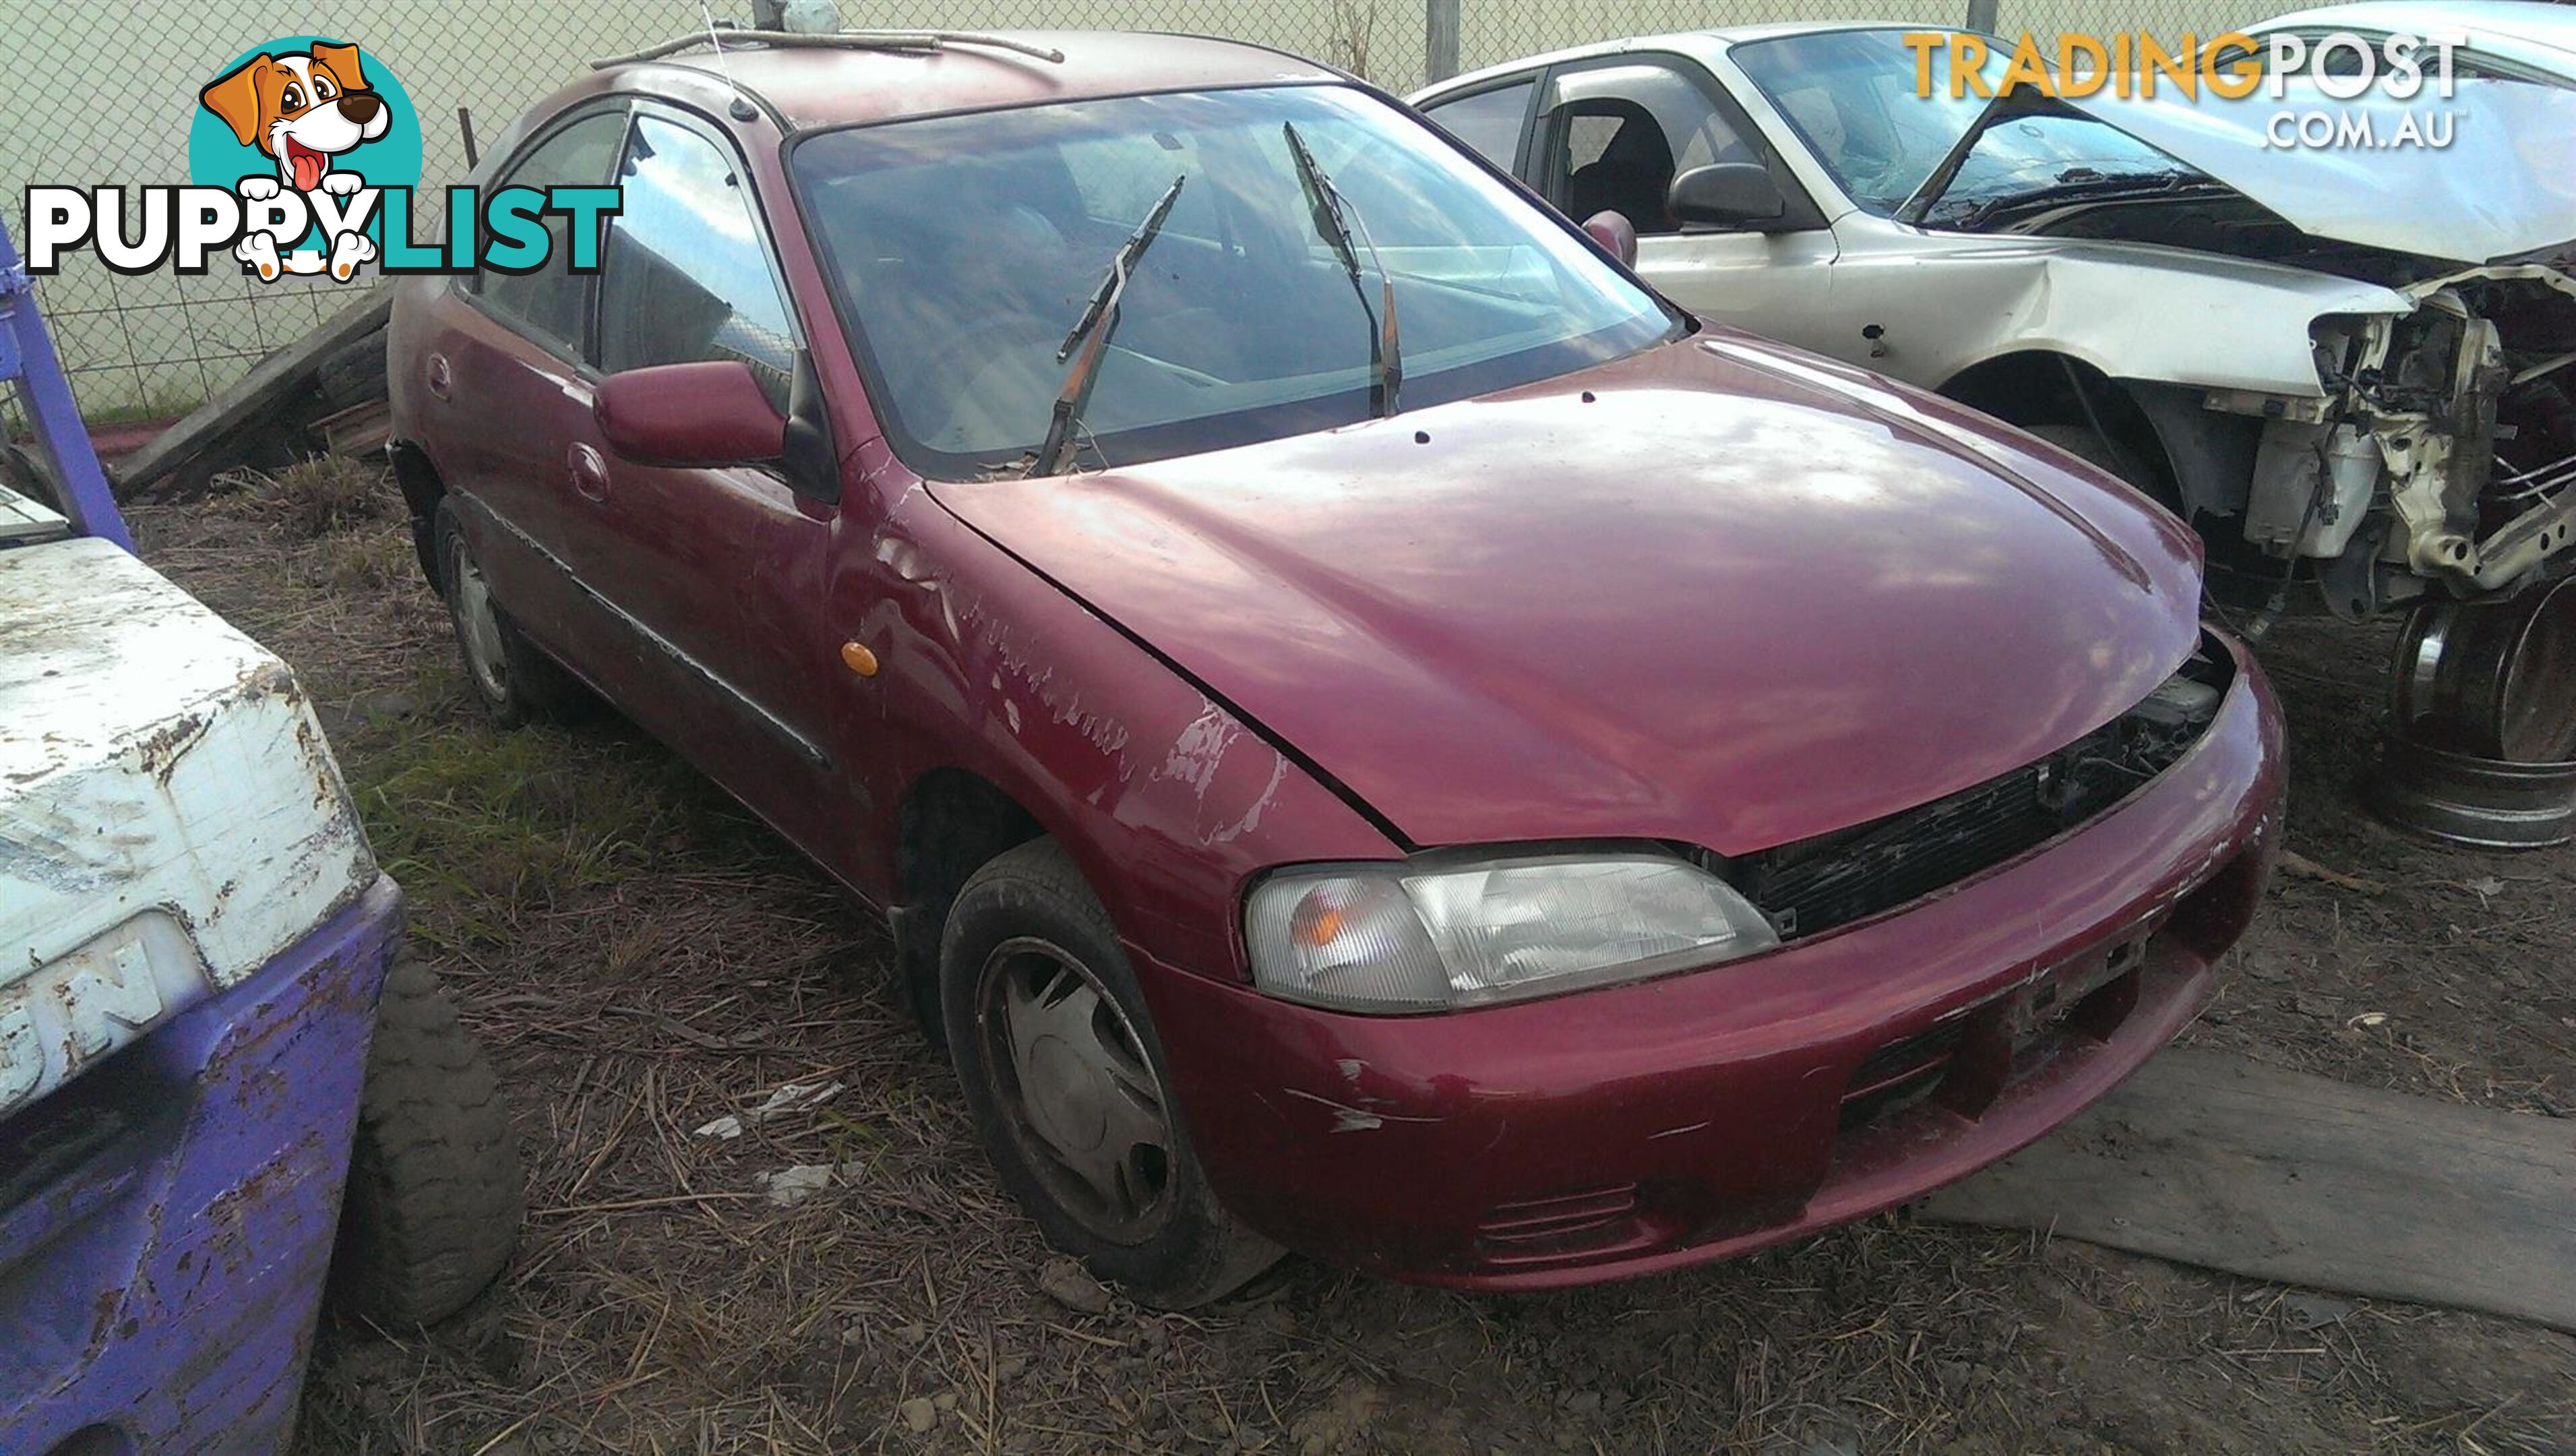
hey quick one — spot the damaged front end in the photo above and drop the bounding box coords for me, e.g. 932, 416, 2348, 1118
2025, 78, 2576, 620
2208, 259, 2576, 617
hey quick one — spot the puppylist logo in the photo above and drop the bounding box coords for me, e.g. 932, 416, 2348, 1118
1901, 30, 2466, 150
21, 36, 619, 284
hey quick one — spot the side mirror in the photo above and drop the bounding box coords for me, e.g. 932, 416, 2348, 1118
1581, 210, 1638, 268
593, 359, 787, 468
1667, 162, 1786, 231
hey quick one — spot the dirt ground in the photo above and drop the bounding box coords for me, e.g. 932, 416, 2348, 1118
129, 462, 2576, 1455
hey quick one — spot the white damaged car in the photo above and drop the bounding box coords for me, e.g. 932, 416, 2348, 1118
2242, 2, 2576, 90
1412, 24, 2576, 628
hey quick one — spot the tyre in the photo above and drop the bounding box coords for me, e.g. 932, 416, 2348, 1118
2027, 423, 2168, 504
329, 950, 523, 1327
434, 496, 585, 727
941, 838, 1281, 1309
318, 326, 390, 410
0, 444, 63, 513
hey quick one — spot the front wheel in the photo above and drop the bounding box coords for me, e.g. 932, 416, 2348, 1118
941, 838, 1281, 1308
434, 497, 584, 727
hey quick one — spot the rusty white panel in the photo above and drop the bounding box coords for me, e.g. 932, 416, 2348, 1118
0, 537, 377, 1112
0, 481, 67, 545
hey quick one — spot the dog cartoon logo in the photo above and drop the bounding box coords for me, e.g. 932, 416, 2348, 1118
201, 42, 389, 195
22, 39, 611, 286
190, 37, 421, 282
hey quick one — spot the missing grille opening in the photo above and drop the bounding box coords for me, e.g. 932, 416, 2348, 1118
1720, 640, 2233, 940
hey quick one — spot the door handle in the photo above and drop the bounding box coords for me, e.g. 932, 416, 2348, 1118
426, 352, 453, 400
568, 443, 609, 502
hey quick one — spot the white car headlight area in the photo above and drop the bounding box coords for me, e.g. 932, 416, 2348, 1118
1244, 853, 1779, 1012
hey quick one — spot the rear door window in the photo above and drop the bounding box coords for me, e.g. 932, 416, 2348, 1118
1423, 79, 1537, 168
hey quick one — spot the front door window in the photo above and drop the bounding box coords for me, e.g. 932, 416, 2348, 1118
1540, 62, 1758, 236
596, 113, 801, 406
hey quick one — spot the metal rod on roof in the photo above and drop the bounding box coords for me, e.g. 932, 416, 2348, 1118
588, 28, 1066, 69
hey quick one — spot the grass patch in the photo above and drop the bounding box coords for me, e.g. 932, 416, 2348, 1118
348, 712, 706, 939
79, 394, 204, 429
222, 455, 395, 539
300, 526, 416, 594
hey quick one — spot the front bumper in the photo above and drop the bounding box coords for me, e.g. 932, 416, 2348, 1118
1138, 644, 2283, 1289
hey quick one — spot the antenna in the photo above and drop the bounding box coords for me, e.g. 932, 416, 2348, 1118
696, 1, 761, 119
592, 28, 1066, 69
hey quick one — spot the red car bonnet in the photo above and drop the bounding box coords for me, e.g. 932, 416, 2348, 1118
928, 333, 2207, 855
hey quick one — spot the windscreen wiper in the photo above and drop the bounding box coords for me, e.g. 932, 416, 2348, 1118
1283, 121, 1401, 419
1951, 170, 2219, 230
1031, 173, 1186, 477
1893, 87, 2054, 227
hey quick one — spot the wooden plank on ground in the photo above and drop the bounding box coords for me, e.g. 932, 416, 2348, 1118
113, 286, 389, 497
312, 399, 390, 457
1918, 1048, 2576, 1333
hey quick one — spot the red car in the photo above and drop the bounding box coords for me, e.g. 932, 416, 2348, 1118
387, 29, 2283, 1306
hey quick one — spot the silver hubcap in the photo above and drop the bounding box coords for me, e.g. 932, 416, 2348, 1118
979, 938, 1173, 1242
449, 540, 509, 702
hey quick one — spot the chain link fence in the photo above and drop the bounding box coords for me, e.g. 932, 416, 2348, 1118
3, 0, 2308, 425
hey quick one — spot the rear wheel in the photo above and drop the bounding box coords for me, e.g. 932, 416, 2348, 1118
329, 951, 523, 1327
435, 497, 584, 727
941, 838, 1281, 1308
0, 444, 63, 513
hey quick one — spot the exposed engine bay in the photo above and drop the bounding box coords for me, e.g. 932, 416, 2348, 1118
2210, 262, 2576, 617
1969, 175, 2576, 620
1918, 78, 2576, 624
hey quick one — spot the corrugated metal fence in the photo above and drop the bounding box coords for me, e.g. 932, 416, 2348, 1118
1, 0, 2301, 422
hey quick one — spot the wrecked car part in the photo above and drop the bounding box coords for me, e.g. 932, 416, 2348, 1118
1, 231, 508, 1449
2391, 578, 2576, 762
2370, 578, 2576, 851
2245, 423, 2379, 557
2366, 732, 2576, 849
2213, 270, 2576, 607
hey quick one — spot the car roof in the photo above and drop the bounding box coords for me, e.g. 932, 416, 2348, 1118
617, 30, 1346, 131
1411, 21, 1957, 98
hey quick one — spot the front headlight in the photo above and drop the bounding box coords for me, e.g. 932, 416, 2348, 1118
1243, 852, 1779, 1013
